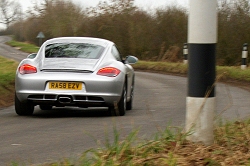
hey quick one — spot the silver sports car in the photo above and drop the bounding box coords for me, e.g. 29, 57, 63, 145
15, 37, 138, 116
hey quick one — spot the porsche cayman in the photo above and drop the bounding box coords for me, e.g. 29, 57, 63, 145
15, 37, 138, 116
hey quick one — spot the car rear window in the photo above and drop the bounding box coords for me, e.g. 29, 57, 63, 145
45, 43, 105, 59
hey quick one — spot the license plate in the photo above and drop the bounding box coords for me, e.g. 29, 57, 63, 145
49, 82, 82, 90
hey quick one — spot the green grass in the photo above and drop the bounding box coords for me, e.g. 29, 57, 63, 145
217, 66, 250, 81
133, 61, 250, 82
133, 61, 188, 75
6, 40, 39, 53
0, 56, 18, 107
0, 56, 18, 89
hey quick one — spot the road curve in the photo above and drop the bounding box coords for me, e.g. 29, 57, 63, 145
0, 36, 29, 61
0, 36, 250, 165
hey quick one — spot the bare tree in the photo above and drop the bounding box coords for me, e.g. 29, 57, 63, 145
0, 0, 21, 28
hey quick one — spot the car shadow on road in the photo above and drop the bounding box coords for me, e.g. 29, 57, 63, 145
32, 107, 112, 118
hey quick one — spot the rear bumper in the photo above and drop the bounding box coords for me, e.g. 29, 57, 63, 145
15, 72, 125, 107
17, 93, 120, 107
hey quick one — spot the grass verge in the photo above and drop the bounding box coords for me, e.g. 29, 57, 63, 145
0, 56, 18, 107
6, 40, 39, 53
40, 122, 250, 165
133, 61, 250, 83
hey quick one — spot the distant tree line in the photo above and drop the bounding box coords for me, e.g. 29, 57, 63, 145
1, 0, 250, 66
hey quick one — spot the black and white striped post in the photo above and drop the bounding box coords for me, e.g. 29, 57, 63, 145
241, 43, 248, 70
183, 43, 188, 64
186, 0, 217, 145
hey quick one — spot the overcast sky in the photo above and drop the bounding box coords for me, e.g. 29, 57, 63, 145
21, 0, 189, 11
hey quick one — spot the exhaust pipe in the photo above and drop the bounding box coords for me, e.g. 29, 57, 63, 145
58, 96, 72, 104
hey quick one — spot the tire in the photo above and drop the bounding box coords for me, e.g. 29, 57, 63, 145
126, 79, 134, 110
39, 105, 53, 110
109, 84, 126, 116
15, 93, 34, 116
108, 106, 116, 116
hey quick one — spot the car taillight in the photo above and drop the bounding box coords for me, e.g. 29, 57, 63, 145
19, 64, 37, 74
97, 67, 121, 77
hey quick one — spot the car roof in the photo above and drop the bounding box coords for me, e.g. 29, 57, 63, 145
43, 37, 113, 47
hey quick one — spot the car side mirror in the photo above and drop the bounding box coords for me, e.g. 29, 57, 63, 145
27, 53, 37, 59
124, 56, 138, 64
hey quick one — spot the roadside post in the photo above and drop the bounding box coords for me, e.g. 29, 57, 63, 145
36, 32, 45, 47
241, 43, 248, 70
186, 0, 217, 145
183, 43, 188, 64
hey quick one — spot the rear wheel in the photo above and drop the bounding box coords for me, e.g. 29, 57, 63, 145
126, 78, 134, 110
109, 84, 126, 116
15, 93, 34, 116
39, 105, 53, 110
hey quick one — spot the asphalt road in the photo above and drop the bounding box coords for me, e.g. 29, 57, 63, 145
1, 36, 250, 165
0, 36, 29, 61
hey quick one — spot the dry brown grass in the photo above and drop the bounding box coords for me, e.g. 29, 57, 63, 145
43, 121, 250, 165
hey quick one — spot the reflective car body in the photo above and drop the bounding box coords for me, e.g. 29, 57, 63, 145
15, 37, 138, 116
